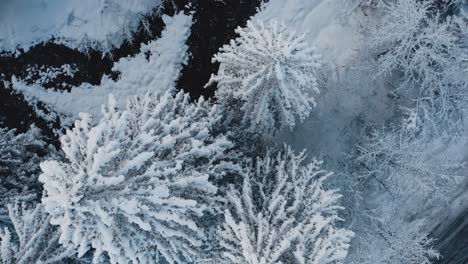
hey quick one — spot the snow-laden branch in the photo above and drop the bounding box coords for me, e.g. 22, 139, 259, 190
0, 203, 75, 264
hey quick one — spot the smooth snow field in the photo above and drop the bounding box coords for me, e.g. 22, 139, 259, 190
0, 0, 161, 53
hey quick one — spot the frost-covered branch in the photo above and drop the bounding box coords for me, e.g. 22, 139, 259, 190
369, 0, 468, 129
347, 216, 440, 264
371, 0, 465, 87
354, 130, 463, 202
0, 127, 57, 208
378, 220, 440, 264
0, 203, 75, 264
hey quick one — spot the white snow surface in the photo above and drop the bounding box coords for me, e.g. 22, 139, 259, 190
0, 0, 161, 53
254, 0, 361, 66
12, 13, 192, 126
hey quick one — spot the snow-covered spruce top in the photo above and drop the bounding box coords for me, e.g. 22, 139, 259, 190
39, 91, 233, 263
220, 147, 353, 264
207, 20, 321, 134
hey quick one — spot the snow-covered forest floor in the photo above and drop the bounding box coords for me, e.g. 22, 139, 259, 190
0, 0, 467, 263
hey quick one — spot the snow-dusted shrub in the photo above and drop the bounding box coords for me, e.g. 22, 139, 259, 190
39, 91, 233, 263
0, 127, 56, 207
354, 129, 463, 202
0, 203, 74, 264
207, 20, 322, 133
220, 147, 353, 264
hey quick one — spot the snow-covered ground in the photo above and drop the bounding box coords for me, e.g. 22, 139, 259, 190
0, 0, 161, 53
11, 13, 192, 127
255, 0, 361, 66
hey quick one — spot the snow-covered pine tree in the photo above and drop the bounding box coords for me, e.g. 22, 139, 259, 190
206, 20, 322, 134
220, 147, 353, 264
39, 91, 233, 264
0, 203, 75, 264
0, 126, 57, 209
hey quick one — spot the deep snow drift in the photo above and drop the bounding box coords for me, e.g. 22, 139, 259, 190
0, 0, 161, 53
